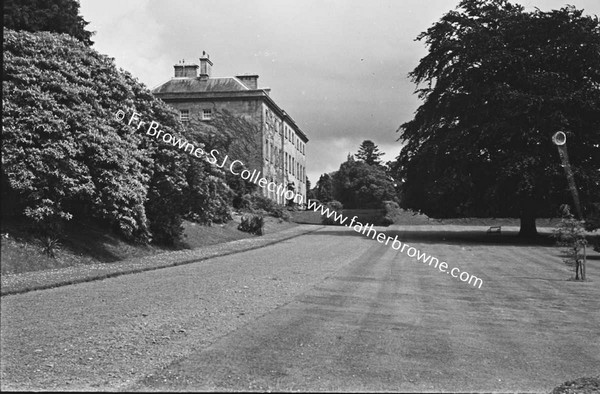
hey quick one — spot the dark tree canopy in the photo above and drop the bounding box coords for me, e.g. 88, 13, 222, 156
332, 157, 398, 209
397, 0, 600, 236
355, 140, 384, 167
386, 154, 403, 196
306, 178, 316, 200
2, 29, 233, 245
4, 0, 94, 45
314, 173, 335, 202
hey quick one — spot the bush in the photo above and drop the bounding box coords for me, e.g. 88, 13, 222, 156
382, 200, 402, 226
551, 376, 600, 394
270, 205, 291, 221
2, 29, 234, 246
249, 194, 277, 212
322, 200, 343, 225
233, 194, 253, 210
241, 193, 290, 221
584, 203, 600, 252
41, 236, 61, 258
238, 214, 264, 235
553, 205, 588, 280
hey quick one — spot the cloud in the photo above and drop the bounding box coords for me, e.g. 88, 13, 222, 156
80, 0, 600, 187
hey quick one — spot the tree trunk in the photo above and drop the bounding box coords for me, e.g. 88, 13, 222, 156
582, 245, 586, 280
519, 213, 538, 238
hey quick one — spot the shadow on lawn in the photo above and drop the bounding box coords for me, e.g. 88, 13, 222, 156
314, 226, 562, 247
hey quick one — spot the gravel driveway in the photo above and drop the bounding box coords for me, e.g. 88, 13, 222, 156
1, 224, 599, 391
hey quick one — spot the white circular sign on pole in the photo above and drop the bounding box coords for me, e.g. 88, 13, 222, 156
552, 131, 567, 146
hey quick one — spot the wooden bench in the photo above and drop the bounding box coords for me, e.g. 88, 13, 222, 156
486, 226, 501, 234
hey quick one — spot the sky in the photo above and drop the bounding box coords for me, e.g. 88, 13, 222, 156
79, 0, 600, 185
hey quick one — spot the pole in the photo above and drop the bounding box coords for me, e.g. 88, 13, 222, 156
552, 131, 583, 219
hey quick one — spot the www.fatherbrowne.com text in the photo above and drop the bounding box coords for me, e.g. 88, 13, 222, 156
115, 108, 483, 289
306, 202, 483, 289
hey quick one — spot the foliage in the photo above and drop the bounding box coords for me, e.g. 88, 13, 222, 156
3, 0, 94, 45
386, 153, 403, 196
2, 29, 232, 245
355, 140, 384, 167
314, 173, 335, 203
306, 178, 317, 201
183, 161, 233, 226
382, 200, 402, 226
184, 108, 260, 204
240, 193, 290, 221
584, 203, 600, 231
238, 214, 264, 235
583, 203, 600, 252
553, 205, 587, 280
397, 0, 600, 237
41, 236, 61, 258
551, 376, 600, 394
248, 193, 277, 212
332, 157, 399, 209
321, 200, 344, 225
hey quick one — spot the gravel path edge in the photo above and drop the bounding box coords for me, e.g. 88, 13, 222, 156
1, 224, 324, 297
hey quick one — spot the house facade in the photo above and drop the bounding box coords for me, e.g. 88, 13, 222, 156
152, 53, 308, 206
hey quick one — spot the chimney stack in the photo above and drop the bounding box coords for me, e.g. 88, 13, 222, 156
199, 51, 213, 80
173, 60, 198, 78
236, 74, 259, 89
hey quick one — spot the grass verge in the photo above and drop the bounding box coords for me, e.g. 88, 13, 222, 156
1, 216, 316, 296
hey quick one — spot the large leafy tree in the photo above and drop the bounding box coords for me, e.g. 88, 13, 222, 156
332, 156, 398, 209
4, 0, 94, 45
314, 173, 335, 202
386, 153, 404, 196
398, 0, 600, 236
2, 29, 232, 245
355, 140, 384, 167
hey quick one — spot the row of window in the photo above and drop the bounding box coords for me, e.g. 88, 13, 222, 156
265, 140, 305, 183
180, 109, 212, 121
284, 124, 305, 154
266, 108, 305, 155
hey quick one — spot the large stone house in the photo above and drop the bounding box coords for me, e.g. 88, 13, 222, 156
152, 52, 308, 206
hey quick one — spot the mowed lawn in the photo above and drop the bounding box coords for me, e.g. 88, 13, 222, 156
373, 224, 600, 391
1, 223, 598, 391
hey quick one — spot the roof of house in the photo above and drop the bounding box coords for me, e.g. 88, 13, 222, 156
152, 76, 308, 142
152, 77, 249, 94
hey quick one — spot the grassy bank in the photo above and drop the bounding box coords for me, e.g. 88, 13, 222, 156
0, 215, 296, 276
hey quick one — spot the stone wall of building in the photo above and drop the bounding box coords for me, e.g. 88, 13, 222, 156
168, 99, 264, 175
154, 56, 308, 206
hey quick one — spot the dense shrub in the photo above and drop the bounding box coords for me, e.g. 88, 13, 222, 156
183, 161, 233, 226
382, 200, 402, 226
322, 200, 344, 225
332, 157, 398, 209
551, 376, 600, 394
4, 0, 94, 45
41, 236, 61, 258
238, 214, 264, 235
248, 194, 277, 212
2, 29, 232, 245
584, 203, 600, 252
553, 205, 588, 280
270, 205, 291, 221
239, 193, 290, 221
233, 194, 253, 210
